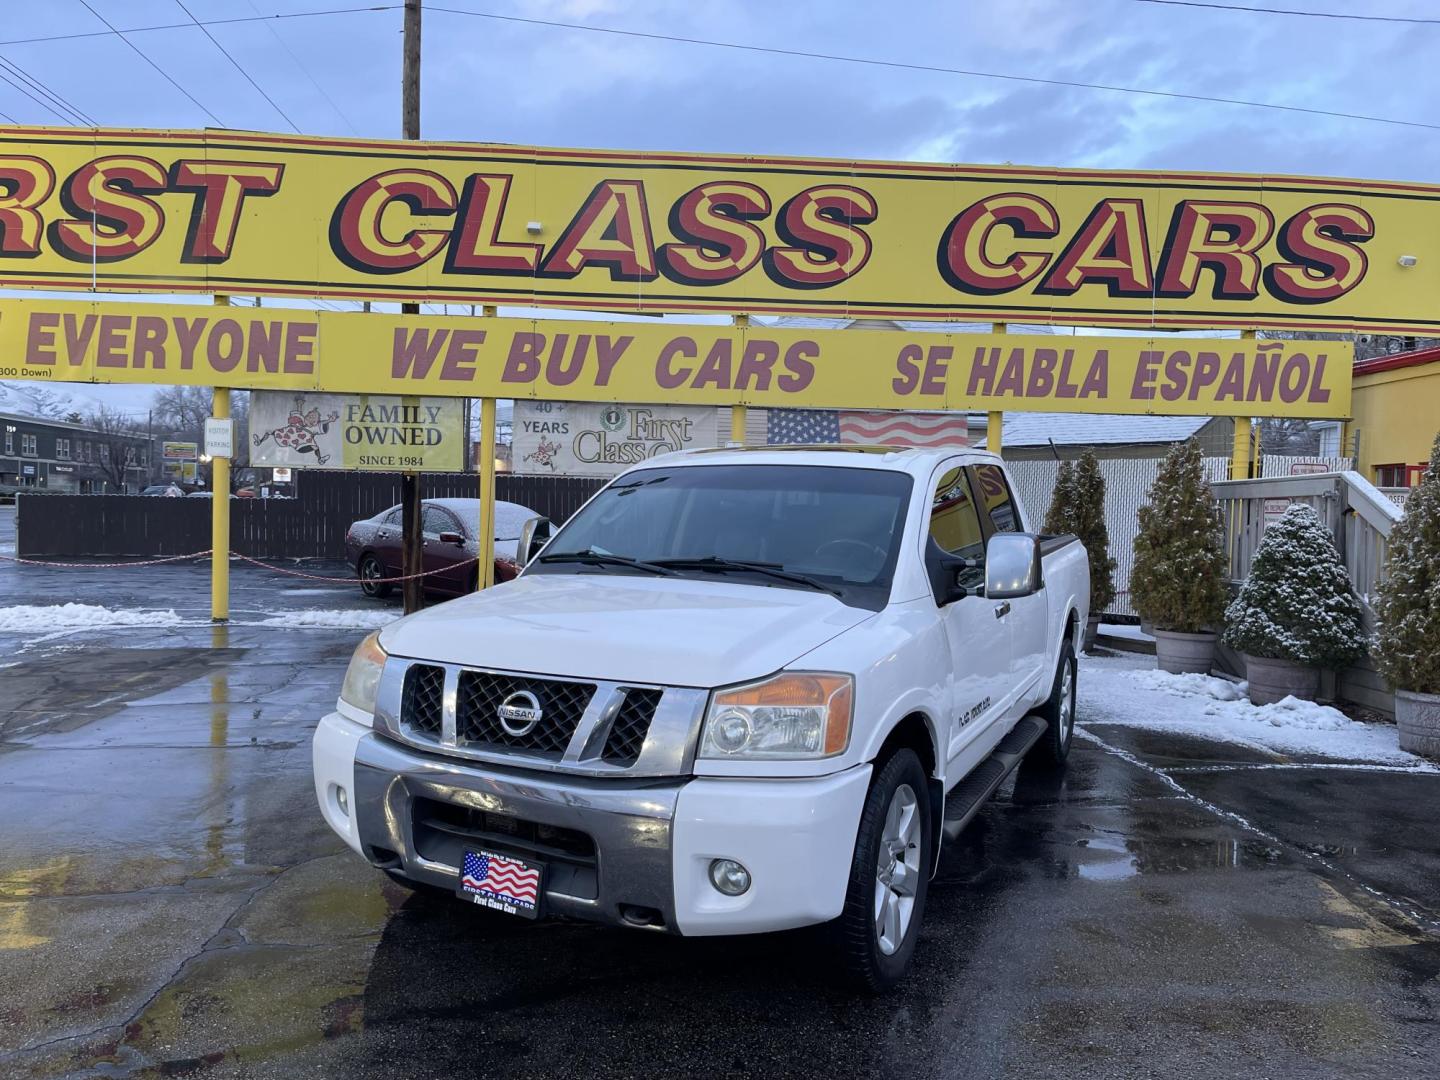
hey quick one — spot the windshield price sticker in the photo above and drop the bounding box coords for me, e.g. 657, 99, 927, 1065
0, 298, 1351, 418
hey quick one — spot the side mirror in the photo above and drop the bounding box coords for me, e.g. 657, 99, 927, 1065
516, 515, 554, 567
984, 533, 1042, 599
438, 531, 465, 546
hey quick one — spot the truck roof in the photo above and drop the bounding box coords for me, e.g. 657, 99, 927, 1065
658, 443, 1000, 478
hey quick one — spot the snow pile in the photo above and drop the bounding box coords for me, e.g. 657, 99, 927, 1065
1079, 656, 1430, 766
252, 609, 396, 630
0, 603, 183, 633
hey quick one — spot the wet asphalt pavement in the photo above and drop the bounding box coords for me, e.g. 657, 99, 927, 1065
1, 504, 1437, 1079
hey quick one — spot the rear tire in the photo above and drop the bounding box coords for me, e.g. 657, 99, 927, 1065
359, 553, 392, 599
1031, 639, 1077, 767
837, 748, 932, 992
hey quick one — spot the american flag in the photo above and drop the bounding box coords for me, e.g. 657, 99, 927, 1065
462, 851, 540, 907
767, 409, 968, 448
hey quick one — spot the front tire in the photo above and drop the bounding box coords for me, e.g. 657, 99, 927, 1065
1031, 639, 1077, 767
838, 748, 932, 992
358, 553, 392, 599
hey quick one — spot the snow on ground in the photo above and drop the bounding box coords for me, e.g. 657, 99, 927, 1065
1079, 654, 1433, 768
0, 603, 184, 633
251, 609, 397, 630
1099, 622, 1154, 643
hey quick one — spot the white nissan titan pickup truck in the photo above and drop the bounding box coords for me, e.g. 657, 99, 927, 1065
314, 446, 1089, 988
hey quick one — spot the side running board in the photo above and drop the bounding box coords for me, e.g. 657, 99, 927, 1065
941, 714, 1048, 841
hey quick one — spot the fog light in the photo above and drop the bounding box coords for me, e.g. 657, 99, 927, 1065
335, 785, 349, 817
708, 858, 751, 896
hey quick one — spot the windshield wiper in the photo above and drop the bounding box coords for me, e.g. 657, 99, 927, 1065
654, 555, 842, 597
534, 550, 676, 576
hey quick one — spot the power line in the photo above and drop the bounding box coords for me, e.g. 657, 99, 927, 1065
0, 53, 96, 124
173, 0, 299, 131
428, 4, 1440, 133
0, 105, 16, 123
0, 7, 399, 49
244, 0, 361, 134
75, 0, 225, 126
1133, 0, 1440, 25
0, 66, 72, 123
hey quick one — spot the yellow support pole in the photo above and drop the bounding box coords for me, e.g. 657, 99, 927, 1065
210, 297, 231, 621
1232, 330, 1255, 479
731, 312, 748, 445
477, 397, 497, 591
987, 321, 1007, 454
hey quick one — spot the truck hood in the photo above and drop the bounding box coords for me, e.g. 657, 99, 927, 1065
378, 572, 873, 687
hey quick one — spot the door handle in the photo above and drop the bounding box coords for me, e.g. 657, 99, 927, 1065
993, 601, 1011, 619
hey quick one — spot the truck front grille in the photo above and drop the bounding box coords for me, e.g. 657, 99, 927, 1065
456, 671, 596, 759
402, 664, 445, 736
602, 688, 663, 766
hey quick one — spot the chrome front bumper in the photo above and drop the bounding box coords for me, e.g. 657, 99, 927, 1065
353, 731, 685, 930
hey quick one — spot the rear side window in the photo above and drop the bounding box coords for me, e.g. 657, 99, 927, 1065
929, 467, 985, 559
973, 464, 1020, 533
381, 507, 402, 526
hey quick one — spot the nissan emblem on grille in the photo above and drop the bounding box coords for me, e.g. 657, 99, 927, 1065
496, 690, 543, 737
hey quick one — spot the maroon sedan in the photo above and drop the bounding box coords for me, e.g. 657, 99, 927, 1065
344, 498, 539, 599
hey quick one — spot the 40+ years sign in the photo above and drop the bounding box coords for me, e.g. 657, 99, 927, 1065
0, 127, 1436, 334
0, 299, 1353, 418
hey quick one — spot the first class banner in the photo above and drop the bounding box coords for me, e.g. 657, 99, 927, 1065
0, 299, 1353, 418
0, 127, 1437, 333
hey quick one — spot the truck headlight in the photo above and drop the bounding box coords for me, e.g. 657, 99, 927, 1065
699, 672, 853, 760
339, 631, 387, 717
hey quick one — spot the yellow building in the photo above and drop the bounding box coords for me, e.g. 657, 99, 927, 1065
1352, 348, 1440, 487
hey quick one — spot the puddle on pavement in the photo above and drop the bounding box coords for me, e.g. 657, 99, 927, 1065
0, 647, 248, 745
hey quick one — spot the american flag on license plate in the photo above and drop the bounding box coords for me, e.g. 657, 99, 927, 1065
767, 409, 968, 448
462, 851, 540, 907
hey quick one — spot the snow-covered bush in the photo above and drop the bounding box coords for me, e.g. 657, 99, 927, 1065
1071, 450, 1116, 615
1043, 460, 1075, 535
1374, 433, 1440, 693
1223, 503, 1365, 668
1131, 439, 1227, 633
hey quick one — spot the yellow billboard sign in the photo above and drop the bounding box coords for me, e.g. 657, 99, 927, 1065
0, 299, 1352, 418
0, 126, 1434, 333
249, 391, 464, 471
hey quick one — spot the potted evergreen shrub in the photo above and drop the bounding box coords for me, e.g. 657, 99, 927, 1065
1374, 433, 1440, 757
1223, 503, 1364, 705
1131, 439, 1228, 673
1043, 460, 1075, 536
1071, 450, 1116, 652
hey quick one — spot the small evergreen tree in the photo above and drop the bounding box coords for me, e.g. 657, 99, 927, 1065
1223, 503, 1365, 668
1043, 460, 1075, 535
1071, 450, 1116, 615
1131, 439, 1227, 633
1374, 433, 1440, 693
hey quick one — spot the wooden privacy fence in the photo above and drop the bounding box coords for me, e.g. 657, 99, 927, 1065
15, 471, 607, 560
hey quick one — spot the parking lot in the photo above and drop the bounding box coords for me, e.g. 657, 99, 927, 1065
1, 504, 1437, 1079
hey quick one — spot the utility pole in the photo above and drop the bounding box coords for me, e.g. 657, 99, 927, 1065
399, 0, 424, 614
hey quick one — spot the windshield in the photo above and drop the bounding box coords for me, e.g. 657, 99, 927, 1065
526, 463, 913, 609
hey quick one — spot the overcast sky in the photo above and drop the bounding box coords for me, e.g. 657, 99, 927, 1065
3, 0, 1433, 177
1, 0, 1435, 414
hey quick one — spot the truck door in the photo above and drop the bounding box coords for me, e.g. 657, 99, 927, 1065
972, 463, 1049, 703
928, 464, 1012, 768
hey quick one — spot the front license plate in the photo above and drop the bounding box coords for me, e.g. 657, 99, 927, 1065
457, 848, 544, 919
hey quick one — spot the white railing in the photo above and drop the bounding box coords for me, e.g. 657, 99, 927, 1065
1211, 471, 1402, 633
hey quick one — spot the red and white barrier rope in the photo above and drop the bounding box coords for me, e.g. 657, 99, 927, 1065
0, 549, 516, 584
0, 549, 214, 568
